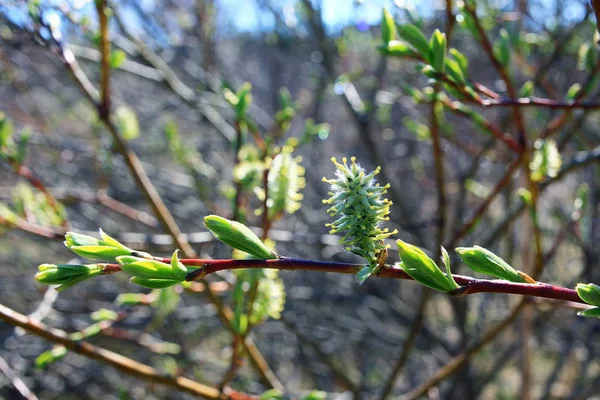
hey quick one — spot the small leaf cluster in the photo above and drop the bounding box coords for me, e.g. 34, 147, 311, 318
0, 112, 31, 165
0, 183, 67, 230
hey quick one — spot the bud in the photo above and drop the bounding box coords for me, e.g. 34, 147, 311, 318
576, 283, 600, 307
204, 215, 278, 259
455, 246, 527, 283
397, 240, 458, 292
116, 250, 188, 289
64, 229, 151, 261
35, 263, 105, 291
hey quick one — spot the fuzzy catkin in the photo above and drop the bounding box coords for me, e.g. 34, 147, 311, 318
322, 157, 397, 264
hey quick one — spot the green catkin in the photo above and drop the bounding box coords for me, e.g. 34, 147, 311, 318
322, 157, 397, 265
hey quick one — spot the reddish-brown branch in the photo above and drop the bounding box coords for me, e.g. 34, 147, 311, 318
100, 257, 589, 304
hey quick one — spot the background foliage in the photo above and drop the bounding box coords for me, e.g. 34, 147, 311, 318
1, 0, 600, 399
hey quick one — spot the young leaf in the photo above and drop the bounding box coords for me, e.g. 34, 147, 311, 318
493, 29, 511, 68
170, 249, 188, 279
449, 48, 469, 75
396, 240, 455, 292
114, 106, 139, 141
566, 83, 581, 101
381, 8, 397, 44
355, 265, 376, 285
129, 277, 180, 289
35, 346, 67, 369
428, 30, 447, 72
576, 283, 600, 307
441, 246, 459, 289
397, 23, 430, 57
578, 307, 600, 318
378, 41, 418, 58
204, 215, 278, 259
109, 49, 127, 69
117, 256, 183, 280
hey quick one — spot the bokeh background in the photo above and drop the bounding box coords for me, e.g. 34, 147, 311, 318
1, 0, 600, 399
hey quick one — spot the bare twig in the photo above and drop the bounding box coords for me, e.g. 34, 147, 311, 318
0, 303, 236, 399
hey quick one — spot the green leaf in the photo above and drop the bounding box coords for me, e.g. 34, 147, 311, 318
578, 44, 597, 71
235, 82, 252, 119
441, 246, 459, 289
0, 112, 13, 150
578, 307, 600, 318
170, 249, 188, 279
114, 106, 139, 141
381, 8, 397, 44
530, 139, 562, 182
576, 283, 600, 307
109, 49, 127, 69
519, 81, 534, 97
378, 41, 418, 58
449, 48, 468, 75
115, 292, 146, 306
301, 391, 327, 400
397, 23, 430, 57
444, 58, 465, 83
566, 83, 581, 101
455, 246, 527, 282
130, 277, 180, 289
117, 256, 184, 281
396, 240, 455, 292
493, 29, 511, 68
259, 389, 285, 400
36, 346, 67, 369
68, 245, 132, 261
428, 30, 446, 72
64, 230, 150, 261
204, 215, 278, 259
355, 265, 375, 285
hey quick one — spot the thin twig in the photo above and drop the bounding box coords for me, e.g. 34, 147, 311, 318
0, 303, 237, 399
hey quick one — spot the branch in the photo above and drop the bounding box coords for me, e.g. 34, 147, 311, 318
89, 257, 589, 305
0, 303, 235, 399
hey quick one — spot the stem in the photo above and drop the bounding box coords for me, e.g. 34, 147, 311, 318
124, 257, 587, 304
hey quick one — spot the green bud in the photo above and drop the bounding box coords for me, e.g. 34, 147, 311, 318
396, 240, 457, 292
204, 215, 278, 259
455, 246, 527, 283
576, 283, 600, 307
64, 229, 151, 261
36, 346, 68, 369
117, 256, 184, 281
35, 263, 105, 291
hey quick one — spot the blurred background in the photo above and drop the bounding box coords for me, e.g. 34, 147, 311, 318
1, 0, 600, 399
